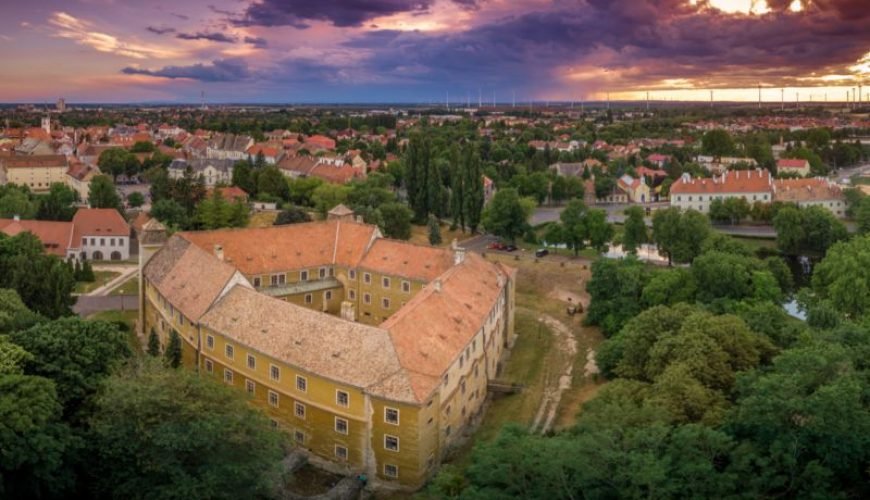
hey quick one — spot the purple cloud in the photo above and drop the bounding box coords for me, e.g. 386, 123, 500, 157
122, 58, 250, 82
146, 26, 175, 35
244, 36, 267, 48
233, 0, 435, 28
176, 31, 237, 43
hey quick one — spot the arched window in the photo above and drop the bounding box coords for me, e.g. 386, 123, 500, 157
110, 251, 122, 261
92, 251, 104, 260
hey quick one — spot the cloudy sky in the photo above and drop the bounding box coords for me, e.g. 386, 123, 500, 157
1, 0, 868, 103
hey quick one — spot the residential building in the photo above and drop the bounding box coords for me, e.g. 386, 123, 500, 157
646, 153, 670, 167
246, 143, 284, 165
670, 169, 773, 213
773, 178, 846, 217
0, 154, 69, 192
139, 217, 516, 490
65, 161, 100, 203
206, 134, 254, 161
278, 156, 364, 184
776, 158, 811, 177
66, 208, 131, 261
695, 155, 757, 174
168, 159, 234, 187
0, 208, 130, 260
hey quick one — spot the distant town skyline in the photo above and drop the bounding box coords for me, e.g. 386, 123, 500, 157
0, 0, 867, 104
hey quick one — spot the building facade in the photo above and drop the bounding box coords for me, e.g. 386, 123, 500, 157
670, 169, 773, 213
0, 155, 69, 192
139, 218, 516, 490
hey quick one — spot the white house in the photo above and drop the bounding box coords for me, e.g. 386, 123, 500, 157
66, 208, 131, 261
670, 169, 773, 213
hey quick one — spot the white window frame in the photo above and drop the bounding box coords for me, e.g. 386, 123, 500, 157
296, 375, 307, 392
384, 434, 399, 452
245, 379, 255, 394
225, 344, 234, 360
382, 297, 390, 309
300, 270, 309, 282
335, 417, 349, 435
268, 390, 279, 407
206, 334, 214, 349
349, 269, 356, 280
247, 354, 256, 370
384, 464, 399, 478
336, 390, 349, 408
295, 402, 306, 419
384, 407, 400, 425
223, 369, 233, 384
335, 445, 348, 460
270, 364, 281, 381
363, 272, 371, 284
205, 359, 213, 373
382, 276, 390, 289
402, 280, 411, 293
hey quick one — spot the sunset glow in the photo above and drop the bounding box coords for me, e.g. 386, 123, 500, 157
0, 0, 866, 103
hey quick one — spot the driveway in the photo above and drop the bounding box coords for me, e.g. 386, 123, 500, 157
73, 295, 138, 317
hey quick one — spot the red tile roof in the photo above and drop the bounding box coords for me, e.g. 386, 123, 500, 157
71, 208, 129, 246
777, 158, 810, 169
0, 219, 73, 256
670, 169, 772, 195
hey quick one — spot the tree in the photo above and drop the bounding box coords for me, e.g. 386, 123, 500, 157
147, 328, 160, 357
857, 197, 870, 234
622, 206, 648, 254
80, 259, 95, 282
274, 207, 312, 225
0, 288, 43, 334
88, 175, 122, 210
0, 187, 38, 219
255, 166, 290, 201
98, 148, 139, 180
231, 160, 256, 196
701, 129, 735, 157
428, 214, 442, 245
165, 329, 182, 368
0, 374, 75, 498
0, 232, 76, 318
87, 360, 284, 499
9, 317, 131, 418
311, 184, 350, 217
449, 145, 466, 230
559, 199, 588, 255
652, 208, 710, 265
812, 235, 870, 319
378, 202, 413, 240
585, 208, 613, 253
774, 205, 847, 257
641, 268, 697, 307
36, 183, 77, 221
130, 141, 155, 153
482, 188, 533, 243
150, 198, 188, 230
126, 191, 145, 208
585, 256, 650, 336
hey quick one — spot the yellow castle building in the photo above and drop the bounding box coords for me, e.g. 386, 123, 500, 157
138, 209, 516, 489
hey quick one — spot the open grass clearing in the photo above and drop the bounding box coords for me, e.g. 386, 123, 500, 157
109, 276, 139, 296
74, 270, 120, 294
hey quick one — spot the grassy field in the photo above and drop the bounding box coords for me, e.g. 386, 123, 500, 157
442, 253, 605, 470
74, 271, 120, 294
248, 211, 279, 228
110, 276, 139, 296
408, 222, 470, 247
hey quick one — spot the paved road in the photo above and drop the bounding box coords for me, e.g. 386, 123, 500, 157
73, 295, 138, 317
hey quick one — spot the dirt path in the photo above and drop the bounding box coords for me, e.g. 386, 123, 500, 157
529, 314, 578, 434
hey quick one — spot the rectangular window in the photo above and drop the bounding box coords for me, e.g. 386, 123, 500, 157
205, 359, 213, 373
384, 435, 399, 451
247, 354, 256, 370
385, 407, 399, 425
268, 390, 279, 407
270, 365, 280, 381
100, 238, 105, 246
271, 274, 285, 286
296, 375, 307, 392
295, 402, 306, 419
335, 417, 348, 434
349, 269, 356, 280
336, 390, 349, 407
295, 431, 305, 444
363, 293, 371, 305
335, 445, 348, 460
206, 335, 214, 349
325, 290, 332, 301
246, 379, 255, 394
304, 294, 312, 304
300, 270, 309, 281
82, 237, 87, 246
253, 277, 261, 287
402, 281, 411, 293
382, 298, 390, 309
90, 238, 95, 246
363, 272, 371, 284
225, 344, 234, 359
348, 289, 356, 300
319, 267, 327, 279
110, 238, 115, 246
384, 464, 398, 479
224, 369, 233, 384
382, 277, 390, 289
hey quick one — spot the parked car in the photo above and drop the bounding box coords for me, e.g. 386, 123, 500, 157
535, 248, 549, 258
504, 244, 518, 252
488, 242, 505, 250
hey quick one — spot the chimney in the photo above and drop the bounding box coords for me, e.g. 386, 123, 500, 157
214, 244, 224, 261
452, 239, 466, 265
433, 279, 442, 293
13, 214, 20, 221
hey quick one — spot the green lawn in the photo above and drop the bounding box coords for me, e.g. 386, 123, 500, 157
74, 271, 120, 294
110, 276, 139, 296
